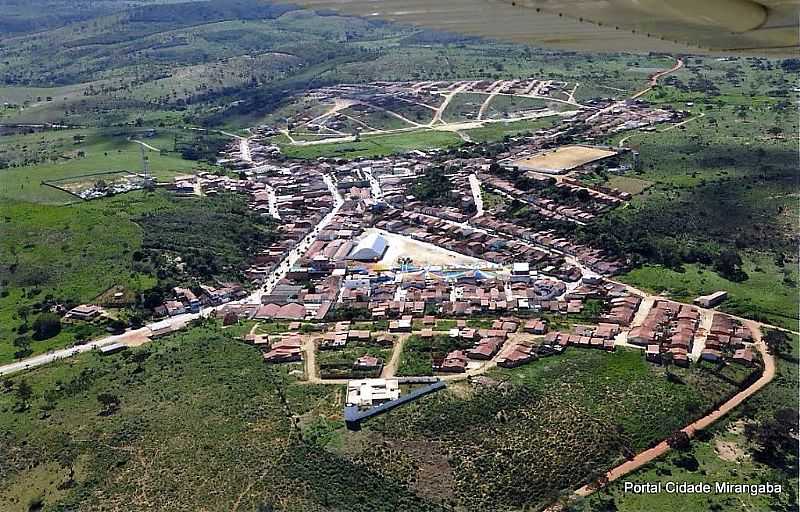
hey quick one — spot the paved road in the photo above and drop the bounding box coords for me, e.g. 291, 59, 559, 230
247, 173, 344, 301
468, 173, 484, 217
0, 328, 149, 376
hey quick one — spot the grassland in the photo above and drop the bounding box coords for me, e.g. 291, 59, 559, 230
621, 253, 798, 331
0, 195, 158, 363
280, 129, 462, 159
572, 335, 799, 512
0, 191, 273, 364
462, 116, 557, 143
0, 130, 206, 204
363, 348, 741, 510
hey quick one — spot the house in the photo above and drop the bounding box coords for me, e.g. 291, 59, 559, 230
389, 316, 412, 332
263, 337, 302, 363
99, 342, 127, 355
670, 347, 689, 367
524, 319, 547, 334
646, 344, 662, 364
275, 303, 307, 320
346, 379, 400, 407
732, 347, 754, 366
497, 343, 537, 368
148, 319, 177, 338
437, 350, 467, 373
700, 348, 723, 363
165, 300, 186, 316
467, 338, 503, 360
67, 304, 103, 321
353, 355, 383, 372
694, 291, 728, 308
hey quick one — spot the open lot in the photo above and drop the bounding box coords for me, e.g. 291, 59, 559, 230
363, 229, 498, 270
513, 145, 618, 173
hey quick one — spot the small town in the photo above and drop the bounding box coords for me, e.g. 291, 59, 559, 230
28, 80, 768, 433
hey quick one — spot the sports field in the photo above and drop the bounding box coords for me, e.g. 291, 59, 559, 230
513, 145, 618, 173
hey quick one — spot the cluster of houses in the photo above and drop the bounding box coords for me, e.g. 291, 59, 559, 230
628, 300, 701, 366
152, 284, 246, 318
432, 318, 519, 373
245, 332, 303, 363
700, 314, 754, 366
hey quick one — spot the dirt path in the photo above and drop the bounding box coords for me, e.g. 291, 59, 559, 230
571, 333, 775, 502
382, 334, 409, 378
430, 82, 473, 125
477, 80, 505, 120
302, 337, 319, 384
630, 57, 684, 100
132, 140, 160, 152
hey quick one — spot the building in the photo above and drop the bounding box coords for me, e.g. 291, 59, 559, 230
67, 304, 103, 321
694, 291, 728, 308
99, 342, 127, 355
348, 233, 389, 261
346, 379, 400, 407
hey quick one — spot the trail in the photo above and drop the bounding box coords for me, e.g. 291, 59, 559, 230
382, 334, 409, 378
630, 57, 684, 100
477, 80, 506, 120
132, 140, 160, 152
430, 82, 473, 125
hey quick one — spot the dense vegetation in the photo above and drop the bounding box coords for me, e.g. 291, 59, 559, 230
0, 191, 274, 363
368, 349, 742, 510
135, 191, 275, 282
0, 324, 444, 511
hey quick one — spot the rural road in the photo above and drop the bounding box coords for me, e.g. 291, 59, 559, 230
630, 57, 684, 100
571, 332, 775, 501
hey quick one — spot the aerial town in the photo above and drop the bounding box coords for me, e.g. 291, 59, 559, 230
2, 1, 797, 510
45, 80, 764, 431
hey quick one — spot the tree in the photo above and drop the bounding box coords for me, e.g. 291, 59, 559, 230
745, 408, 799, 472
32, 312, 61, 341
15, 380, 32, 402
764, 329, 791, 356
666, 431, 691, 451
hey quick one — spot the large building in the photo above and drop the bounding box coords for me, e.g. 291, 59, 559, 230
348, 233, 389, 262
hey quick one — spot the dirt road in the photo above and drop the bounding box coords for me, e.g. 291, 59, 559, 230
382, 334, 409, 378
572, 331, 775, 501
630, 57, 684, 100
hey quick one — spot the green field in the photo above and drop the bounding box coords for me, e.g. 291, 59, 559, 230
621, 253, 799, 330
573, 335, 799, 512
0, 196, 157, 362
0, 131, 205, 204
280, 129, 462, 159
362, 348, 741, 510
0, 191, 273, 364
463, 116, 557, 142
